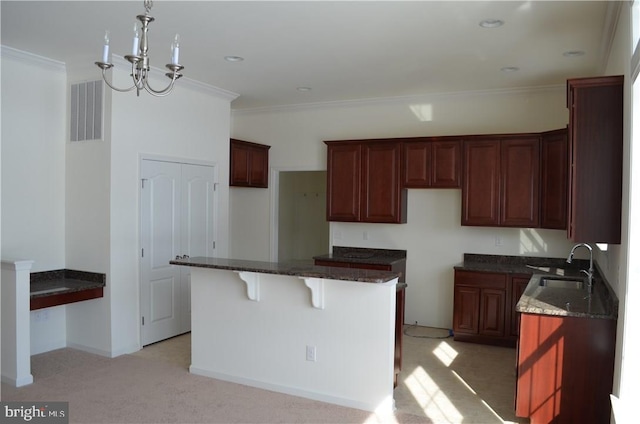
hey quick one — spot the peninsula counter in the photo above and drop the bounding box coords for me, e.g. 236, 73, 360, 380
170, 257, 400, 413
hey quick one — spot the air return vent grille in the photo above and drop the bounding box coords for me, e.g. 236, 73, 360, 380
70, 80, 103, 142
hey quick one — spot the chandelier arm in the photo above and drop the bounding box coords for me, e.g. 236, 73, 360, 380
100, 68, 137, 93
142, 73, 178, 97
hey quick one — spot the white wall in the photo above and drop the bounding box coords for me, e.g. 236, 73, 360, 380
1, 48, 67, 272
231, 87, 578, 328
103, 60, 234, 355
1, 47, 68, 354
596, 2, 631, 406
2, 50, 236, 357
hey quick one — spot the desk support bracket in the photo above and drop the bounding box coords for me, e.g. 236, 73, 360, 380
236, 271, 260, 301
300, 277, 325, 310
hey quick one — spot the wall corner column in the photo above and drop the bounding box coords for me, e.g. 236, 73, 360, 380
1, 259, 35, 387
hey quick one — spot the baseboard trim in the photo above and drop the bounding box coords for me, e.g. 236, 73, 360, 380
188, 366, 393, 414
1, 373, 34, 387
31, 340, 66, 356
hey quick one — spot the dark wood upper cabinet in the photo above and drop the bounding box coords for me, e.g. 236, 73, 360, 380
500, 137, 540, 227
463, 135, 540, 228
462, 139, 501, 226
326, 140, 407, 223
230, 138, 270, 188
403, 138, 462, 188
567, 75, 623, 244
540, 128, 568, 230
432, 140, 462, 188
326, 142, 362, 221
403, 140, 432, 188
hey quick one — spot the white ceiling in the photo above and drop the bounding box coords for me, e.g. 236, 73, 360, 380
1, 1, 617, 110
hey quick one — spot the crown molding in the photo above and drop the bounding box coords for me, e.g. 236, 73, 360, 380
1, 45, 66, 73
232, 84, 566, 115
598, 0, 623, 74
110, 55, 238, 102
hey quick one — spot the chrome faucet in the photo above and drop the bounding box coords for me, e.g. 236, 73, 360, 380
566, 243, 594, 293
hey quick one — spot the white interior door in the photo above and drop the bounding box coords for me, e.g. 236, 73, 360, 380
140, 159, 218, 346
140, 160, 182, 346
179, 164, 217, 333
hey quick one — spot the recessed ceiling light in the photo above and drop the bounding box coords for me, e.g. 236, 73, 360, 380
296, 87, 312, 92
224, 56, 244, 62
563, 50, 585, 57
501, 66, 520, 72
479, 19, 504, 28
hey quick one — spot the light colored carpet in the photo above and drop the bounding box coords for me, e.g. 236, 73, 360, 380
1, 327, 529, 423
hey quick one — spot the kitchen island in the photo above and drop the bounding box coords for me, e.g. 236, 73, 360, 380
170, 257, 400, 413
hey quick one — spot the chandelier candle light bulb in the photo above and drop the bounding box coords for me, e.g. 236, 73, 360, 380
171, 34, 180, 65
102, 30, 110, 63
132, 23, 140, 55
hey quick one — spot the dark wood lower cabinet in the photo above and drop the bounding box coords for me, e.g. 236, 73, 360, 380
516, 313, 616, 424
509, 275, 530, 338
453, 270, 530, 347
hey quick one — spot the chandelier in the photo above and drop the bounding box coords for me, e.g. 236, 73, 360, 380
95, 0, 184, 97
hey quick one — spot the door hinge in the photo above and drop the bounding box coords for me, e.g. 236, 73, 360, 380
141, 248, 144, 258
141, 178, 147, 189
142, 316, 145, 325
214, 182, 218, 191
212, 241, 216, 249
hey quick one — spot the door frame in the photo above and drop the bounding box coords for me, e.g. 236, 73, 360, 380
138, 154, 219, 348
268, 166, 328, 262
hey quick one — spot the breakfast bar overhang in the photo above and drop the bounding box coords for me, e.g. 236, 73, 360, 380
170, 257, 401, 414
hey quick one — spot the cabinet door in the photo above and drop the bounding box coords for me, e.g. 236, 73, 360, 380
509, 276, 530, 338
403, 141, 431, 188
249, 146, 269, 187
230, 141, 251, 186
453, 285, 480, 334
462, 140, 501, 226
568, 76, 623, 243
540, 129, 568, 229
361, 142, 407, 223
500, 138, 540, 227
326, 143, 362, 221
431, 140, 462, 188
479, 288, 506, 337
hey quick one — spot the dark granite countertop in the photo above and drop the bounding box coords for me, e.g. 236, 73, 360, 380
456, 254, 617, 320
30, 269, 106, 298
454, 253, 590, 276
313, 246, 406, 266
516, 273, 616, 319
170, 257, 401, 284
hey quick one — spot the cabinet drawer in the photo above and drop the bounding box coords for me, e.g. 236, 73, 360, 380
454, 270, 507, 289
314, 260, 351, 268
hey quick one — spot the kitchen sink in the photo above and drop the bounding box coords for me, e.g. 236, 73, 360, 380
538, 276, 586, 290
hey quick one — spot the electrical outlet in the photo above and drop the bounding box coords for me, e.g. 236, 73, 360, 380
306, 345, 317, 362
495, 235, 503, 246
34, 310, 50, 322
